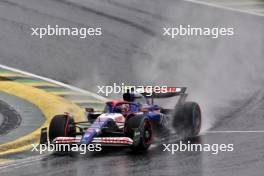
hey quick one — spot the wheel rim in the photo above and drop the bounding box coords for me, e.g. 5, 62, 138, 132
192, 105, 201, 134
143, 121, 152, 144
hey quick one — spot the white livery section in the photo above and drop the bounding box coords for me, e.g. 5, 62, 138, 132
54, 136, 133, 146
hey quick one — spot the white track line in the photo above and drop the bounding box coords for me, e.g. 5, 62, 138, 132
184, 0, 264, 17
0, 64, 108, 101
208, 130, 264, 133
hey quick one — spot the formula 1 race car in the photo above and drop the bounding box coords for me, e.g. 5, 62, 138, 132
41, 87, 201, 152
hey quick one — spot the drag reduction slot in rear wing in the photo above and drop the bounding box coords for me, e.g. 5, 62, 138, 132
141, 87, 187, 98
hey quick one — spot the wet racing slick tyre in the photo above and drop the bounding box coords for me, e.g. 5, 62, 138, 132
125, 115, 153, 151
173, 102, 201, 137
49, 114, 76, 155
49, 114, 76, 142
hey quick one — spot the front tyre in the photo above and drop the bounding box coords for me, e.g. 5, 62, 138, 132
125, 115, 153, 151
49, 114, 76, 142
48, 114, 76, 155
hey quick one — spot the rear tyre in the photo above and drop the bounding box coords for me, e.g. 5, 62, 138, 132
49, 114, 76, 142
173, 102, 201, 137
125, 115, 152, 151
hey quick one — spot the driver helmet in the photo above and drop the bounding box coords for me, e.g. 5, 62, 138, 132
121, 104, 129, 113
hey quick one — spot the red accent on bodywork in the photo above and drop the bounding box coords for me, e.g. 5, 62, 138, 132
64, 114, 69, 137
94, 137, 133, 145
54, 137, 80, 143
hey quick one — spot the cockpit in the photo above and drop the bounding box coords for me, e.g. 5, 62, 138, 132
104, 101, 140, 114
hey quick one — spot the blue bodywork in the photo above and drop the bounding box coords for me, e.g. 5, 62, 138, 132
81, 99, 163, 145
80, 118, 112, 144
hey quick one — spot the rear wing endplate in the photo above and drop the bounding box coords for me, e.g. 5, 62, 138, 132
140, 87, 187, 98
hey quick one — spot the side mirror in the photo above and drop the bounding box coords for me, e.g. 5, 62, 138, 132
85, 107, 94, 113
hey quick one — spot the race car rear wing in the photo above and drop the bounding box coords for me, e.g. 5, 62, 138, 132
123, 86, 187, 105
139, 86, 187, 105
140, 87, 187, 98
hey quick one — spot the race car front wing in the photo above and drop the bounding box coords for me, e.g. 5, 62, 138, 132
53, 136, 133, 146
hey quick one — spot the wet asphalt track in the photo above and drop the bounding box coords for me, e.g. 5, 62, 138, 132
0, 0, 264, 175
0, 91, 45, 143
0, 99, 21, 136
